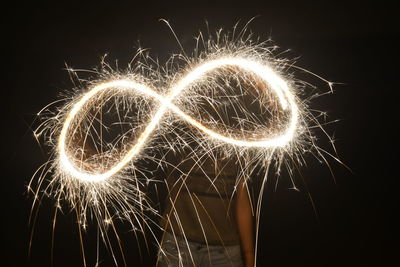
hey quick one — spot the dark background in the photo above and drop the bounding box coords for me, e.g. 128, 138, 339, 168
5, 1, 398, 266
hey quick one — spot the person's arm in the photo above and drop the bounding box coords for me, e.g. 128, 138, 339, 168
235, 177, 255, 267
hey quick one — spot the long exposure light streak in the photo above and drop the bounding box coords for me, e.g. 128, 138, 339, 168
59, 57, 298, 183
29, 23, 341, 267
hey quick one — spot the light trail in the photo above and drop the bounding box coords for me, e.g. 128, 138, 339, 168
30, 25, 341, 267
58, 57, 299, 183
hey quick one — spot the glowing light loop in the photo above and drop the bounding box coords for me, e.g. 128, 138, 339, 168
58, 57, 299, 182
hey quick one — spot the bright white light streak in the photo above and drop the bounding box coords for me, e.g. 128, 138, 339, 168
58, 57, 299, 183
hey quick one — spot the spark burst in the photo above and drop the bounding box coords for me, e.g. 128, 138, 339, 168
30, 23, 340, 267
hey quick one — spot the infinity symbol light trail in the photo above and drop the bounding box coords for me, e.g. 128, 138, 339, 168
59, 57, 299, 182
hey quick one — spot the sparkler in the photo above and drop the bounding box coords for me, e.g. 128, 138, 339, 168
59, 57, 298, 183
30, 23, 339, 267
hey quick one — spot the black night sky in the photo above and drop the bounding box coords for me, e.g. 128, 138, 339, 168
5, 1, 398, 267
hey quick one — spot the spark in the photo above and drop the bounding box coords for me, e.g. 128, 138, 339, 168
30, 23, 340, 267
59, 57, 298, 183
